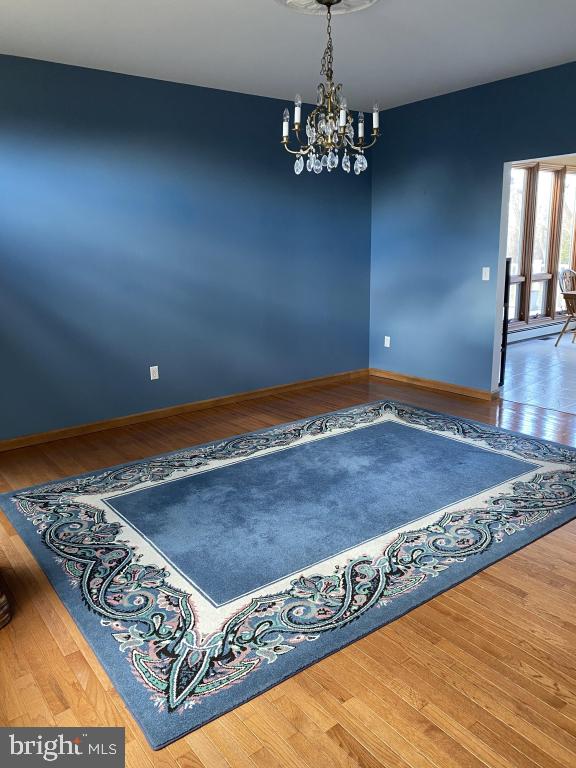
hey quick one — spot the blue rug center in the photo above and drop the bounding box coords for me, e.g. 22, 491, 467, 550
106, 420, 536, 605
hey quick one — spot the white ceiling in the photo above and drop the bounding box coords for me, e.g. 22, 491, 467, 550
1, 0, 576, 110
532, 153, 576, 167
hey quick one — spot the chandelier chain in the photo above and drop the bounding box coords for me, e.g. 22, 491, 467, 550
320, 6, 334, 83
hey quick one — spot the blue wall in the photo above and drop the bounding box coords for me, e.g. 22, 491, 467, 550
4, 54, 576, 440
370, 62, 576, 390
0, 55, 371, 440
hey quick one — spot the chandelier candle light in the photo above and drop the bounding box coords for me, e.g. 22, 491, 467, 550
281, 0, 379, 175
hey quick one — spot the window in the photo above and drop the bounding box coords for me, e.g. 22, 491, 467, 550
508, 282, 520, 322
505, 163, 576, 327
529, 280, 547, 318
531, 170, 554, 275
506, 168, 526, 277
557, 172, 576, 313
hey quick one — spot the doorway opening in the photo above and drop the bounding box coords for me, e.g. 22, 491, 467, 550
498, 152, 576, 413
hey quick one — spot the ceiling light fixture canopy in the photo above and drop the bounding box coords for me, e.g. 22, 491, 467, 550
281, 0, 379, 175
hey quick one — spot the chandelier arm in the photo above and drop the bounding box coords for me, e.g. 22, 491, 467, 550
358, 133, 379, 150
345, 133, 379, 152
343, 136, 359, 151
293, 128, 314, 153
282, 142, 312, 156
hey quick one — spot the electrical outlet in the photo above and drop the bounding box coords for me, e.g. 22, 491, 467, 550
150, 365, 159, 381
384, 336, 391, 348
482, 267, 490, 281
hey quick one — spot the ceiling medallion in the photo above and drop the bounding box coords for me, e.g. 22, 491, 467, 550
276, 0, 380, 15
281, 0, 379, 176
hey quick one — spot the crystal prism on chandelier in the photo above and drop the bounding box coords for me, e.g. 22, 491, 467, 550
281, 0, 379, 175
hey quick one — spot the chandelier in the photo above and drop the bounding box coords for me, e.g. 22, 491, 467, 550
281, 0, 379, 175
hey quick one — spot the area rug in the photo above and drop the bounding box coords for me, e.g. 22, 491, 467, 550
1, 400, 576, 749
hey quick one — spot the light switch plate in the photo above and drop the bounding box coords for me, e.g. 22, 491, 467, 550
482, 267, 490, 281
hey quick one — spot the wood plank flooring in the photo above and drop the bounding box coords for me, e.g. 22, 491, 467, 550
0, 375, 575, 768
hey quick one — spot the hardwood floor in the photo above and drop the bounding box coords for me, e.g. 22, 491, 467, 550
1, 374, 575, 768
